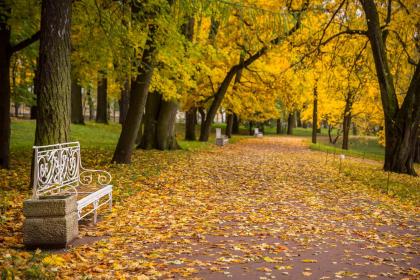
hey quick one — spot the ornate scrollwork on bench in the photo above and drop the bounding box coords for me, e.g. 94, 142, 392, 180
79, 169, 112, 186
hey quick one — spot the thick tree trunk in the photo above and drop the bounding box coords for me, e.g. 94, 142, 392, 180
156, 99, 179, 150
185, 107, 197, 141
139, 91, 161, 150
0, 24, 11, 168
71, 78, 84, 124
119, 79, 130, 124
225, 113, 233, 138
96, 76, 108, 124
361, 0, 420, 175
415, 135, 420, 164
34, 0, 71, 146
232, 114, 240, 134
312, 85, 318, 144
112, 24, 156, 163
287, 113, 294, 135
139, 92, 179, 150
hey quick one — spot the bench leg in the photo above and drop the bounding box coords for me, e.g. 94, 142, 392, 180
93, 200, 98, 224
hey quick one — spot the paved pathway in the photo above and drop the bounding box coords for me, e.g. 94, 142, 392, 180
73, 137, 419, 279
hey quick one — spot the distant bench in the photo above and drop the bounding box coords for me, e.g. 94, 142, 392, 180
32, 142, 112, 224
254, 128, 263, 137
215, 128, 229, 146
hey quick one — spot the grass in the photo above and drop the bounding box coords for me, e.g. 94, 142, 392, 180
309, 136, 385, 161
11, 120, 121, 152
11, 120, 250, 153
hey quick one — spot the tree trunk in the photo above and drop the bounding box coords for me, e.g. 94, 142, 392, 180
119, 79, 130, 124
296, 111, 302, 127
156, 99, 179, 150
139, 91, 161, 150
87, 89, 94, 120
232, 114, 240, 134
415, 135, 420, 164
276, 119, 282, 134
342, 97, 352, 150
139, 92, 179, 150
112, 24, 156, 163
34, 0, 71, 146
96, 76, 108, 124
249, 121, 254, 135
225, 113, 233, 138
185, 107, 197, 141
0, 21, 11, 168
71, 78, 84, 124
312, 85, 318, 144
361, 0, 420, 175
352, 123, 358, 136
287, 113, 294, 135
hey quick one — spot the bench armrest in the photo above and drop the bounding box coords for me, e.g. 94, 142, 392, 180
79, 168, 112, 186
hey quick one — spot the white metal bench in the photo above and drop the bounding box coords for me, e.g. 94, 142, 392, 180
254, 128, 263, 137
215, 128, 229, 146
32, 142, 112, 224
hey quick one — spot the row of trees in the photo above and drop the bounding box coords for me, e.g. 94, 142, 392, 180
0, 0, 419, 175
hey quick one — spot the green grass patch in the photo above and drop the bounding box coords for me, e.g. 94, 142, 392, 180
309, 137, 384, 161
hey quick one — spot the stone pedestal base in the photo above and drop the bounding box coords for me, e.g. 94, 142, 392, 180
23, 195, 78, 248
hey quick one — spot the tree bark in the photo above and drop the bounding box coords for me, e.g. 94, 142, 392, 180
296, 111, 302, 127
139, 91, 161, 149
119, 79, 130, 124
71, 78, 84, 124
156, 98, 179, 150
87, 89, 94, 120
0, 16, 11, 168
232, 114, 240, 134
96, 75, 108, 124
34, 0, 71, 146
312, 85, 318, 144
342, 96, 352, 150
248, 121, 254, 135
352, 123, 358, 136
139, 91, 179, 150
276, 119, 282, 134
185, 107, 197, 141
361, 0, 420, 175
112, 23, 156, 163
415, 134, 420, 164
287, 113, 294, 135
226, 113, 233, 138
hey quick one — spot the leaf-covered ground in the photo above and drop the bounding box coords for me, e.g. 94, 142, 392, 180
1, 137, 419, 279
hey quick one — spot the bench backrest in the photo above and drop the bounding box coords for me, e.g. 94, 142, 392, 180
216, 128, 222, 139
32, 142, 81, 198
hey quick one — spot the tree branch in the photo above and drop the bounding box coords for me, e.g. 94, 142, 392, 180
10, 31, 40, 54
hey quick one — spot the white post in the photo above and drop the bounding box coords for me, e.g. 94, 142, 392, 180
254, 128, 259, 135
216, 128, 222, 139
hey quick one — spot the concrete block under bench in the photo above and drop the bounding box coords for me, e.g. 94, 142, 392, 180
23, 195, 78, 247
